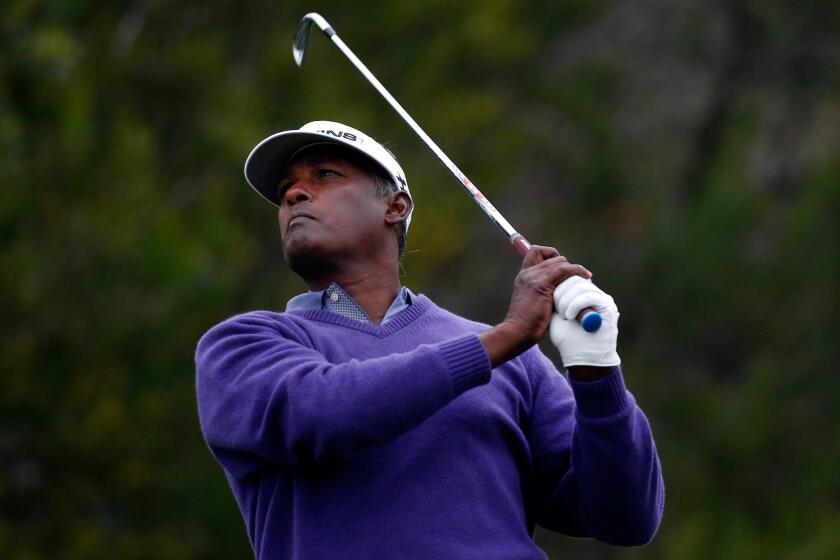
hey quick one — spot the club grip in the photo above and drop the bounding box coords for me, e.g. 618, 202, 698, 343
576, 307, 602, 332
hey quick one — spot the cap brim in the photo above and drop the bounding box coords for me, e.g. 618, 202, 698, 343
244, 130, 394, 207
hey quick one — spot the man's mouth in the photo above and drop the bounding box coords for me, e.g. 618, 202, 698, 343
287, 212, 316, 230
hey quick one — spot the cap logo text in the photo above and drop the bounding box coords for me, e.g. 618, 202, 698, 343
319, 129, 357, 142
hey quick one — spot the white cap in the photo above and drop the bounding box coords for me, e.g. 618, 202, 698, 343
244, 120, 413, 229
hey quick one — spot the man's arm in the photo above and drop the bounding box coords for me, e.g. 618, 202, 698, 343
482, 244, 664, 545
195, 311, 490, 474
526, 351, 665, 546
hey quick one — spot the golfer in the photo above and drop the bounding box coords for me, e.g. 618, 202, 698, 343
195, 121, 664, 560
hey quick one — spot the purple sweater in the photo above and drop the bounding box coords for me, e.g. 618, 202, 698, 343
195, 295, 664, 559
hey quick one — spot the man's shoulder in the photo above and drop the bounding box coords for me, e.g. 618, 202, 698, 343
204, 309, 285, 330
422, 297, 493, 333
197, 309, 311, 349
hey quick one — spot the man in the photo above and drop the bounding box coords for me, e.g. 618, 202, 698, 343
195, 121, 664, 560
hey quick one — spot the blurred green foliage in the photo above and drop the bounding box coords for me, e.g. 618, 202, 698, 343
1, 0, 838, 558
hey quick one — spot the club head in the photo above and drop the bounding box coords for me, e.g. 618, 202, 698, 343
292, 19, 313, 67
292, 13, 332, 67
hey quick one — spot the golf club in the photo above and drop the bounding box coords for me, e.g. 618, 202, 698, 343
292, 12, 602, 333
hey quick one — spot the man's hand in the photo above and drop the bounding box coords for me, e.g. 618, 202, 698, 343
550, 276, 621, 371
479, 245, 591, 367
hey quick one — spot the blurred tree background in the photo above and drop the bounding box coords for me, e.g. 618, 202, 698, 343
1, 0, 838, 558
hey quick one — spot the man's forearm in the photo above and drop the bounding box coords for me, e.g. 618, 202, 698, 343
567, 369, 665, 545
197, 313, 493, 469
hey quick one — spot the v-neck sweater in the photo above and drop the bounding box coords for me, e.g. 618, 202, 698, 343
195, 295, 664, 560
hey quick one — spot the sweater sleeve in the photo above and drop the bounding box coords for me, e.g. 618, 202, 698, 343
525, 349, 665, 546
195, 311, 491, 474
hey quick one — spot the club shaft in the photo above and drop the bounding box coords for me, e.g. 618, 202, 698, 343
326, 33, 531, 255
304, 16, 601, 333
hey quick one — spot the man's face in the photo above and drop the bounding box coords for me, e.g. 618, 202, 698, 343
276, 145, 392, 274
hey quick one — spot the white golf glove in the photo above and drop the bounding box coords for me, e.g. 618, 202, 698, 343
549, 276, 621, 368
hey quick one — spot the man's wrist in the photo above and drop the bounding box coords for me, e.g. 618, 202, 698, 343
568, 365, 615, 382
567, 365, 629, 417
478, 321, 530, 368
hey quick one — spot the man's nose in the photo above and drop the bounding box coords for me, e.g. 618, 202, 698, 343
285, 180, 313, 206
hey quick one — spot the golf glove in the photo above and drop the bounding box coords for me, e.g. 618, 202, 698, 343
550, 276, 621, 368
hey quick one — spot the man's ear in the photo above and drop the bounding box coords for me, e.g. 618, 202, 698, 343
384, 192, 412, 226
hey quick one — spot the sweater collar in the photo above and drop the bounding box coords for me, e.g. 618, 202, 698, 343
287, 294, 433, 338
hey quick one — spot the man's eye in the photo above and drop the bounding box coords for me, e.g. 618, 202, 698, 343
318, 169, 338, 178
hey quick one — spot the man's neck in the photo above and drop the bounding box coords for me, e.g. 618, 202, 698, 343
306, 262, 401, 325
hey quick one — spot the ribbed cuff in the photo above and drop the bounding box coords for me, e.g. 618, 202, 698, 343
569, 366, 630, 418
439, 335, 492, 396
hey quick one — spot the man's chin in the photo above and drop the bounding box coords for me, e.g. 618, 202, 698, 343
283, 239, 336, 280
